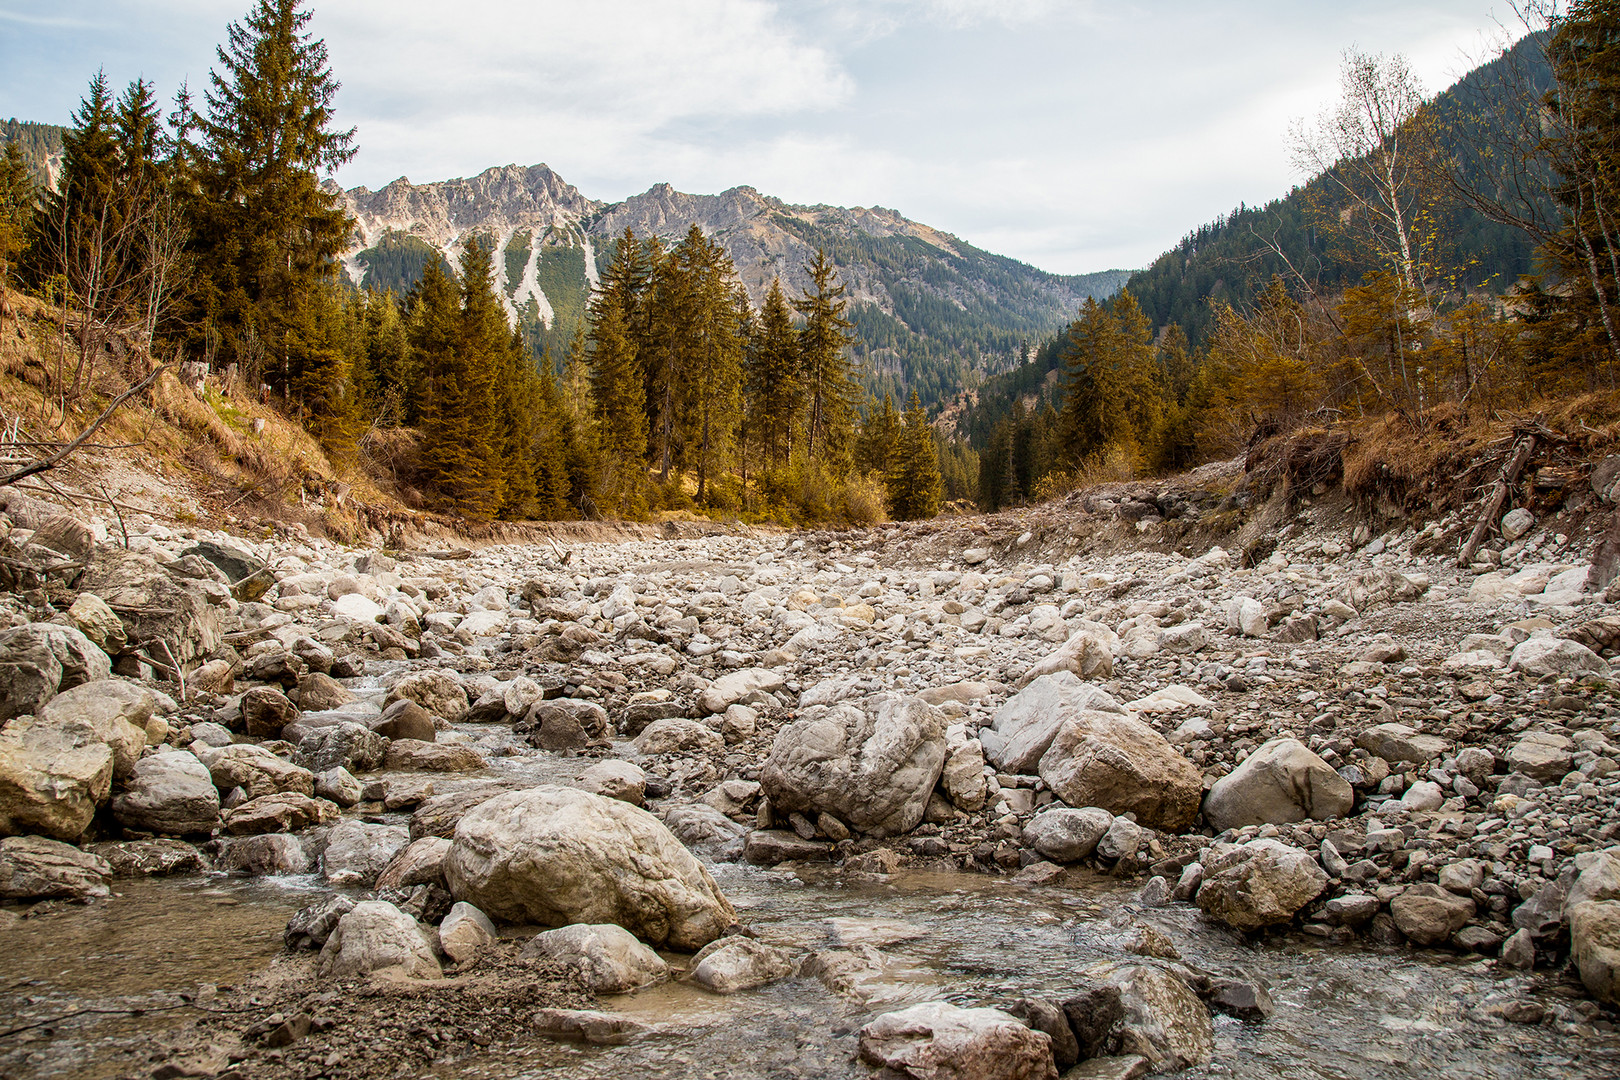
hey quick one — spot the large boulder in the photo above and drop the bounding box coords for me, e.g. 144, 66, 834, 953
384, 739, 485, 772
633, 718, 725, 756
371, 699, 437, 742
1195, 839, 1328, 930
39, 679, 162, 779
857, 1001, 1057, 1080
0, 835, 112, 899
376, 836, 454, 892
77, 547, 222, 665
0, 622, 111, 693
760, 694, 947, 838
0, 718, 113, 839
1570, 900, 1620, 1005
241, 687, 299, 739
1567, 847, 1620, 913
318, 900, 442, 980
112, 751, 220, 836
200, 744, 315, 798
1036, 712, 1202, 831
223, 792, 340, 835
181, 540, 271, 600
521, 923, 669, 994
1202, 738, 1354, 832
1509, 636, 1609, 678
443, 785, 736, 951
219, 833, 311, 875
979, 672, 1126, 775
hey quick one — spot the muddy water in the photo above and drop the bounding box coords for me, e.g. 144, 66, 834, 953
5, 673, 1618, 1078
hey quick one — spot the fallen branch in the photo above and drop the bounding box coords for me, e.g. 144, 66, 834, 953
1458, 433, 1538, 567
0, 363, 172, 488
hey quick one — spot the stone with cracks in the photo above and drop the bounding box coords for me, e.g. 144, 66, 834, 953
760, 693, 948, 838
1567, 847, 1620, 913
77, 547, 222, 665
1196, 838, 1328, 930
67, 593, 126, 653
38, 678, 162, 779
634, 717, 725, 756
0, 835, 112, 899
0, 719, 113, 839
1354, 723, 1451, 766
241, 687, 299, 739
981, 672, 1126, 775
202, 744, 315, 799
522, 923, 669, 993
699, 668, 786, 715
385, 739, 484, 772
1202, 738, 1355, 832
318, 900, 442, 980
443, 785, 736, 951
299, 722, 387, 775
1390, 882, 1477, 946
1570, 900, 1620, 1005
437, 901, 498, 963
1018, 622, 1118, 687
857, 1000, 1057, 1080
1037, 711, 1202, 831
385, 670, 469, 722
376, 836, 453, 891
112, 751, 219, 836
1102, 963, 1215, 1073
0, 622, 110, 692
1509, 637, 1609, 678
322, 820, 409, 887
224, 792, 340, 835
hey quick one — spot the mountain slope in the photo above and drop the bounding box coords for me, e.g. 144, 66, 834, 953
333, 167, 1129, 408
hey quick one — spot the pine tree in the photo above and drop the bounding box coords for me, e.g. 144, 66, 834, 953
794, 249, 860, 470
855, 392, 900, 475
887, 391, 942, 520
748, 277, 801, 467
0, 141, 34, 284
587, 285, 648, 518
190, 0, 356, 398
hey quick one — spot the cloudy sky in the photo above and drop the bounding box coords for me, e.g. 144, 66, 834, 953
1, 0, 1526, 274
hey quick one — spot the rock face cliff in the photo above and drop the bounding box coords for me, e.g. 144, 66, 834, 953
332, 163, 1129, 405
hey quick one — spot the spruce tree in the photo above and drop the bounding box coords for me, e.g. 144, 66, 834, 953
887, 391, 942, 520
748, 277, 801, 467
856, 392, 900, 475
190, 0, 356, 398
0, 141, 34, 284
793, 249, 859, 470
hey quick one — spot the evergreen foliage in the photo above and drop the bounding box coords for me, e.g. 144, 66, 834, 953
886, 391, 942, 520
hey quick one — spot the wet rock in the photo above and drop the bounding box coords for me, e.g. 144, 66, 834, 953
689, 935, 794, 993
112, 750, 220, 836
1063, 1057, 1150, 1080
370, 699, 436, 742
318, 899, 442, 980
322, 820, 409, 886
241, 687, 299, 739
437, 900, 498, 963
1202, 738, 1354, 832
532, 1008, 652, 1046
202, 744, 314, 798
299, 721, 387, 775
523, 922, 669, 993
1501, 927, 1536, 969
1390, 883, 1477, 946
90, 837, 204, 876
220, 833, 310, 875
384, 670, 469, 722
371, 837, 451, 895
223, 792, 339, 835
1102, 964, 1214, 1072
1022, 806, 1114, 862
1062, 983, 1126, 1059
298, 672, 357, 712
0, 835, 111, 899
857, 1000, 1058, 1080
982, 672, 1125, 774
314, 766, 363, 807
1097, 816, 1145, 860
1209, 978, 1274, 1021
760, 693, 947, 838
1037, 710, 1202, 831
285, 894, 356, 949
444, 785, 737, 950
1196, 839, 1328, 930
384, 739, 485, 772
